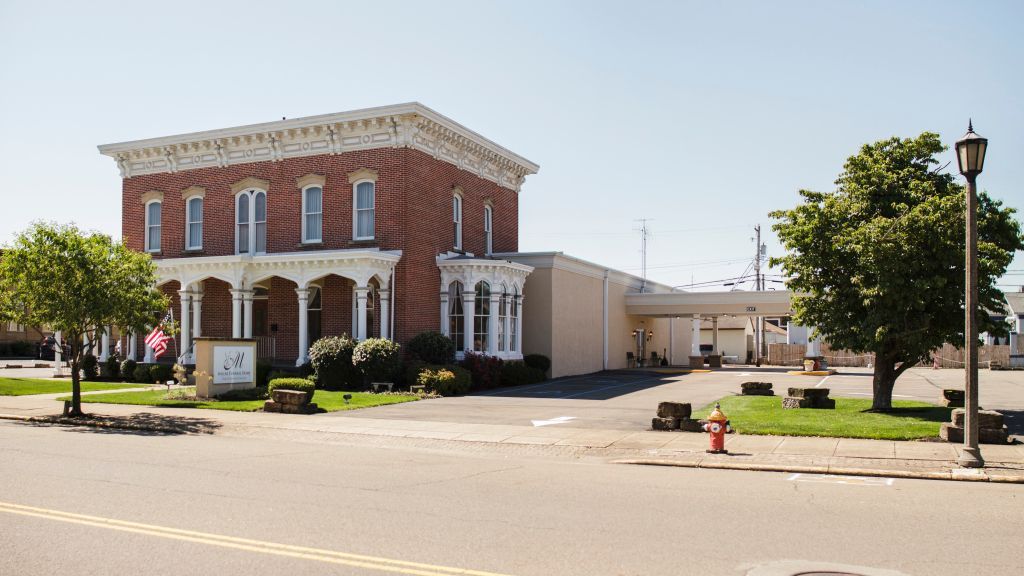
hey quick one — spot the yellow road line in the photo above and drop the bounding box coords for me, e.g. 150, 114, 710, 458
0, 501, 513, 576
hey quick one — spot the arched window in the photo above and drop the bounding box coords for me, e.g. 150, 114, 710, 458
448, 281, 464, 351
453, 193, 463, 250
484, 205, 493, 255
186, 197, 203, 250
510, 286, 519, 352
145, 201, 161, 253
354, 181, 375, 240
236, 190, 267, 254
474, 281, 490, 352
302, 186, 322, 243
498, 284, 507, 351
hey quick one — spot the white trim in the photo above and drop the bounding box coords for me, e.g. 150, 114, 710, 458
483, 205, 493, 256
453, 192, 463, 250
301, 184, 323, 244
185, 196, 203, 250
496, 251, 675, 292
144, 199, 161, 253
97, 102, 539, 191
352, 179, 376, 241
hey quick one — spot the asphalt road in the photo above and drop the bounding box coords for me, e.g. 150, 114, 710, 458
1, 419, 1021, 575
339, 366, 1024, 432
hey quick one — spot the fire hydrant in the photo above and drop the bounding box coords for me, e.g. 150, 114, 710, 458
702, 402, 731, 454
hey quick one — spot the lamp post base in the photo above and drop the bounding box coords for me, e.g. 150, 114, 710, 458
958, 447, 985, 468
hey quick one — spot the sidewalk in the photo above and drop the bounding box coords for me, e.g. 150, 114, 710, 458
2, 392, 1022, 483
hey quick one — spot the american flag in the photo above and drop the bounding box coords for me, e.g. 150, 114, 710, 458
144, 311, 173, 359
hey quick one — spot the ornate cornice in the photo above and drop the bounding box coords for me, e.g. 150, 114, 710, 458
98, 102, 539, 192
436, 255, 533, 293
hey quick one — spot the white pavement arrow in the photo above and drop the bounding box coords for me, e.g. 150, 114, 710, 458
531, 416, 576, 427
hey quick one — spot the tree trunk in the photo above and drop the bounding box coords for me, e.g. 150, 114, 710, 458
68, 340, 84, 417
870, 356, 897, 411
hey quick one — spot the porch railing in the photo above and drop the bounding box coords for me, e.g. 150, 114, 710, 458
256, 336, 276, 360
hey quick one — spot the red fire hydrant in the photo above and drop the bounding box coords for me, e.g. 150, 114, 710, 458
703, 402, 731, 454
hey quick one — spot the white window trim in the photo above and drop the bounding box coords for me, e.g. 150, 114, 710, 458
185, 196, 203, 250
235, 188, 267, 255
301, 185, 323, 244
144, 199, 161, 253
484, 205, 493, 256
352, 179, 375, 241
453, 192, 463, 250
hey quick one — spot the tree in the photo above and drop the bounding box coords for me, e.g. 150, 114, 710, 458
0, 223, 167, 416
771, 133, 1022, 411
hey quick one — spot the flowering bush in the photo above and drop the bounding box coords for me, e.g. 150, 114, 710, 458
352, 338, 402, 384
416, 365, 471, 396
308, 335, 359, 390
462, 352, 503, 390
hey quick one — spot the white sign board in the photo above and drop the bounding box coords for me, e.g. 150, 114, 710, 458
213, 345, 254, 384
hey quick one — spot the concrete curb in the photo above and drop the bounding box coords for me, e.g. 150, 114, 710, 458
611, 457, 1024, 483
0, 413, 198, 435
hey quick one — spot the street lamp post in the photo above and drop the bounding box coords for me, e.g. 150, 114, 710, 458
955, 120, 988, 469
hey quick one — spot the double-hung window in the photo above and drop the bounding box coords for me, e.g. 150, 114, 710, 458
354, 181, 375, 240
145, 201, 162, 253
484, 205, 493, 255
186, 197, 203, 250
453, 193, 463, 250
302, 186, 323, 243
236, 190, 267, 254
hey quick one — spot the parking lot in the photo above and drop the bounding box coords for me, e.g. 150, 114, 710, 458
340, 365, 1024, 433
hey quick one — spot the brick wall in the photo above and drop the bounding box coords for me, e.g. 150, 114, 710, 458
123, 147, 518, 360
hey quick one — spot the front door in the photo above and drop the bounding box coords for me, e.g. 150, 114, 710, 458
252, 300, 269, 337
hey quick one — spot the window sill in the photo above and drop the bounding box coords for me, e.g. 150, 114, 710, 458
183, 249, 204, 255
347, 239, 378, 248
296, 241, 323, 250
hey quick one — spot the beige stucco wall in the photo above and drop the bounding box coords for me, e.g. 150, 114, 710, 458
520, 266, 553, 365
549, 267, 605, 377
700, 329, 750, 360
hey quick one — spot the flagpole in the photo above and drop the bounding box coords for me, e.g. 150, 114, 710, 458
169, 305, 178, 364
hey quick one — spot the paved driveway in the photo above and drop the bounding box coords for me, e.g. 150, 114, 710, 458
338, 366, 1024, 432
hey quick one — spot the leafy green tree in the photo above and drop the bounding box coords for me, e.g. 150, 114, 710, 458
0, 223, 167, 416
771, 133, 1022, 410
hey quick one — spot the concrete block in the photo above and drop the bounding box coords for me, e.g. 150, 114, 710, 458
741, 381, 774, 396
707, 355, 722, 368
782, 397, 812, 409
951, 409, 1004, 429
657, 402, 692, 419
940, 422, 1010, 444
787, 387, 830, 399
678, 418, 704, 432
652, 417, 680, 431
272, 389, 308, 406
688, 356, 705, 368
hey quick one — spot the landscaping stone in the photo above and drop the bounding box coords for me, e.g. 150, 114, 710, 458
707, 355, 722, 368
264, 389, 318, 414
950, 409, 1004, 429
272, 389, 307, 406
782, 397, 812, 409
942, 389, 965, 408
652, 417, 680, 431
787, 387, 830, 399
741, 381, 774, 396
782, 387, 835, 409
657, 401, 692, 419
678, 418, 704, 432
688, 355, 705, 368
939, 422, 1010, 444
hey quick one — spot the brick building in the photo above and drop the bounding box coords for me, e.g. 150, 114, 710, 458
99, 103, 537, 366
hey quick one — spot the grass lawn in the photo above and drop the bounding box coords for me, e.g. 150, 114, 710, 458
60, 387, 421, 413
701, 395, 951, 440
0, 377, 147, 396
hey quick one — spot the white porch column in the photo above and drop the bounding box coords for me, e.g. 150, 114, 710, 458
515, 295, 524, 356
128, 332, 137, 361
487, 291, 500, 355
669, 319, 675, 366
462, 289, 476, 354
378, 289, 391, 340
807, 332, 821, 357
296, 288, 310, 366
355, 287, 369, 341
143, 326, 155, 362
230, 289, 243, 339
1010, 315, 1021, 355
99, 328, 110, 362
691, 314, 701, 356
191, 292, 203, 340
712, 317, 719, 355
439, 290, 450, 336
53, 330, 64, 377
179, 290, 192, 363
242, 291, 254, 339
502, 298, 511, 354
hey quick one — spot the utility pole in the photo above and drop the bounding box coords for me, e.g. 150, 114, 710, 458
754, 225, 761, 366
635, 218, 651, 293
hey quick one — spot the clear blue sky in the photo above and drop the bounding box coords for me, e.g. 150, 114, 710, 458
1, 0, 1021, 291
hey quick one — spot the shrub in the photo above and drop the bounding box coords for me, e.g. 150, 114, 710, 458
103, 355, 121, 379
501, 361, 546, 387
268, 377, 315, 403
523, 354, 551, 374
132, 363, 152, 383
10, 340, 34, 357
417, 365, 471, 396
353, 338, 402, 384
462, 352, 503, 390
81, 354, 99, 380
121, 359, 137, 381
149, 363, 174, 384
406, 330, 455, 365
309, 335, 359, 390
256, 360, 273, 388
401, 360, 426, 388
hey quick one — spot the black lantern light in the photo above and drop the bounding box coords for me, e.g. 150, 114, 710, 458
955, 120, 988, 178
